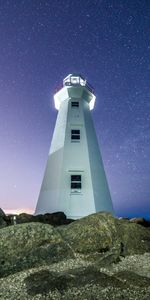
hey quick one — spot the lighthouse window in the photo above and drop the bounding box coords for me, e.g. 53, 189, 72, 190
71, 77, 80, 84
71, 102, 79, 107
71, 129, 80, 141
71, 175, 81, 189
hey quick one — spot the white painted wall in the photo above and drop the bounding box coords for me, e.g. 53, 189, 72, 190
35, 82, 114, 218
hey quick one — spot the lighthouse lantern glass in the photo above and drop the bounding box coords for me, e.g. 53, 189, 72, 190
71, 76, 79, 84
63, 74, 86, 87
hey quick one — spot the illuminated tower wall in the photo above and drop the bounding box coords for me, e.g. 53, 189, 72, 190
35, 74, 114, 219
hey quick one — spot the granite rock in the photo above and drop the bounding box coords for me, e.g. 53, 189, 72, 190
0, 222, 74, 277
0, 212, 150, 299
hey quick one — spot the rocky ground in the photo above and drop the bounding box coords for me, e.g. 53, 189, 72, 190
0, 254, 150, 300
0, 209, 150, 299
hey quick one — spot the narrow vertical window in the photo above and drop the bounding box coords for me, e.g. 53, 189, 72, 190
71, 102, 79, 107
71, 129, 80, 141
71, 175, 81, 191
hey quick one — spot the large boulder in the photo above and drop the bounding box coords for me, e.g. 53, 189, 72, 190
0, 222, 74, 277
58, 212, 150, 261
58, 212, 119, 254
115, 218, 150, 255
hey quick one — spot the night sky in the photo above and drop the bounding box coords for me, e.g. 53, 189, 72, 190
0, 0, 150, 219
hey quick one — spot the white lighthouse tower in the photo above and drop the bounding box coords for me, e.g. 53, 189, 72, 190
35, 74, 114, 219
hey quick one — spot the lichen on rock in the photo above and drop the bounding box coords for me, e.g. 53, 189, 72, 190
0, 211, 150, 299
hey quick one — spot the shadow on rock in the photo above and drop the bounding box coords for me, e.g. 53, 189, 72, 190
25, 266, 127, 296
114, 271, 150, 287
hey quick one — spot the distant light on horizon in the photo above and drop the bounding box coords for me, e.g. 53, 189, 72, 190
4, 208, 33, 215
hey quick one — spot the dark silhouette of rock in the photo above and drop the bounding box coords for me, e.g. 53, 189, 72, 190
0, 211, 74, 228
16, 213, 34, 224
16, 211, 74, 226
34, 211, 68, 225
130, 217, 150, 227
0, 208, 5, 217
0, 217, 7, 228
0, 208, 7, 228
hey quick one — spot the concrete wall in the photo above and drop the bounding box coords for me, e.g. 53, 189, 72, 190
35, 86, 114, 218
58, 97, 95, 218
35, 98, 69, 214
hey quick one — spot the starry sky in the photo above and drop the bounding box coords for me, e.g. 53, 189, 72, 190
0, 0, 150, 219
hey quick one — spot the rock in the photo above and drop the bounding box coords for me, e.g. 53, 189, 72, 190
34, 211, 69, 226
16, 213, 35, 224
1, 215, 18, 227
0, 222, 74, 277
16, 211, 74, 226
0, 255, 150, 299
0, 208, 5, 217
0, 209, 7, 228
130, 217, 150, 227
130, 217, 145, 223
0, 212, 150, 299
0, 211, 150, 281
58, 212, 150, 259
116, 218, 150, 256
24, 266, 126, 297
103, 252, 150, 278
0, 217, 7, 228
58, 212, 118, 254
114, 270, 150, 287
1, 211, 74, 227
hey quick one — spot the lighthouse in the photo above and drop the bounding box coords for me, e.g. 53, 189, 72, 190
35, 74, 114, 219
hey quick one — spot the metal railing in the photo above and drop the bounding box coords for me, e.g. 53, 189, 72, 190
54, 76, 95, 95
